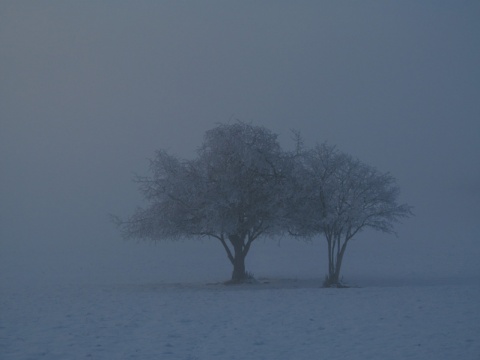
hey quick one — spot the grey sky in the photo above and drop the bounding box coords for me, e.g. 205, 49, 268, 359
1, 1, 479, 285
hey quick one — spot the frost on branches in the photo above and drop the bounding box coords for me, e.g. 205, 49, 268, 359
115, 122, 290, 283
288, 143, 413, 287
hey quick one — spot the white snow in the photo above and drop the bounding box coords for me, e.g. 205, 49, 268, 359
2, 278, 479, 360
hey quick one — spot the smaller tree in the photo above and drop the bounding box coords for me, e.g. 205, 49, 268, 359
289, 143, 412, 287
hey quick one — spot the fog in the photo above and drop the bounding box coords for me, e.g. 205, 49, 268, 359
1, 2, 479, 287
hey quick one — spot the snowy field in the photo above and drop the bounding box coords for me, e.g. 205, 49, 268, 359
2, 278, 479, 360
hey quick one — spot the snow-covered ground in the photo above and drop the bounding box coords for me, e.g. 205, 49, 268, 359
2, 278, 479, 360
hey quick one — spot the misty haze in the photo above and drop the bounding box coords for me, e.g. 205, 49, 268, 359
1, 2, 479, 359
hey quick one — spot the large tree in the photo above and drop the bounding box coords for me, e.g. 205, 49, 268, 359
115, 122, 290, 282
289, 143, 412, 287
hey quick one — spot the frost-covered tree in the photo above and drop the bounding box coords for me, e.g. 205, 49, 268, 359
115, 122, 290, 283
289, 143, 412, 287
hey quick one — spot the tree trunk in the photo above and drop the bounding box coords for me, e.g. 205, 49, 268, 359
325, 265, 341, 287
229, 234, 248, 283
325, 235, 338, 287
231, 252, 247, 282
324, 237, 349, 288
327, 238, 334, 279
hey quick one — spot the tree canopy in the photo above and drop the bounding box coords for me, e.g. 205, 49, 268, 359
288, 143, 413, 286
116, 122, 290, 282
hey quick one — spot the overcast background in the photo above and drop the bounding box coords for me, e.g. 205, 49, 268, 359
1, 1, 479, 286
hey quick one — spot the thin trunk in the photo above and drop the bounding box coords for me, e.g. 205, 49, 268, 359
326, 233, 335, 284
328, 236, 349, 287
334, 239, 349, 280
328, 240, 334, 278
324, 232, 352, 287
217, 235, 234, 265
